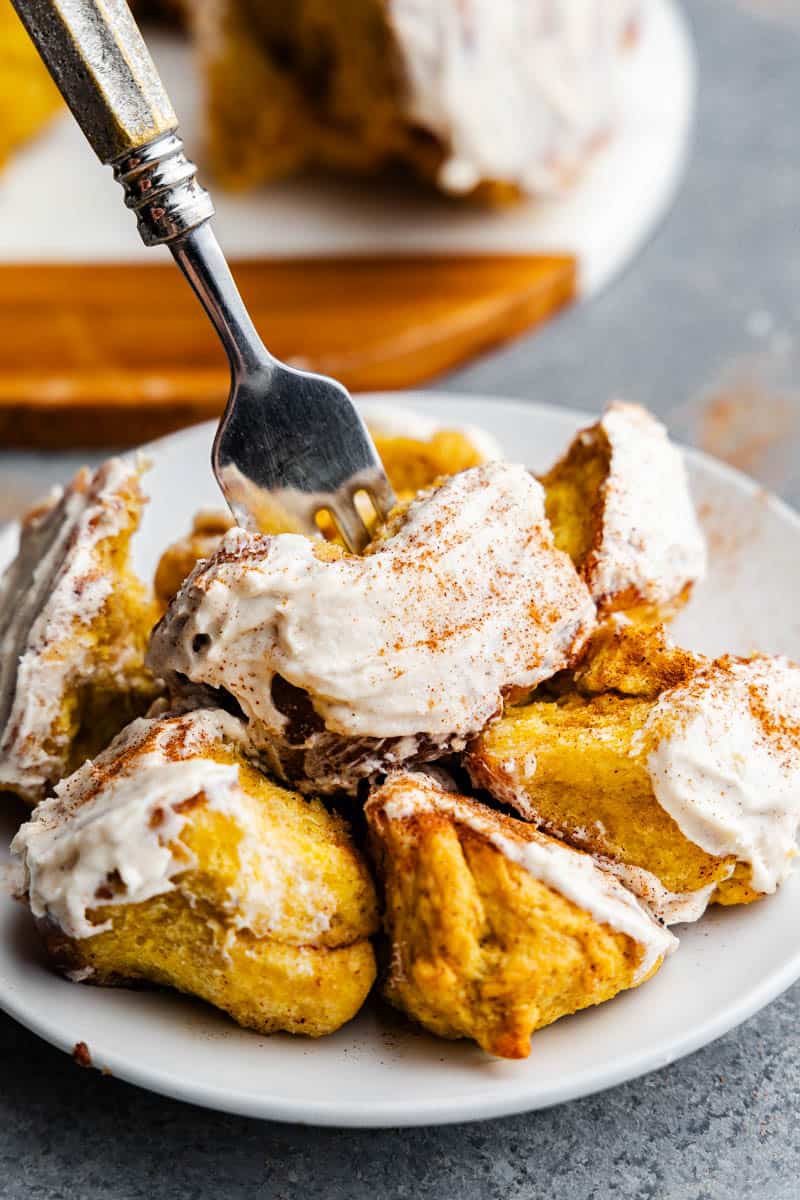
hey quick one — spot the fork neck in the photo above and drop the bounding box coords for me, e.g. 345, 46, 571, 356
170, 223, 272, 378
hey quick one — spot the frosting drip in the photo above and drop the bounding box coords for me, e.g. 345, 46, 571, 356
598, 858, 726, 926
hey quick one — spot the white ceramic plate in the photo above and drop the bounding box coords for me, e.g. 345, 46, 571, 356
2, 393, 800, 1128
0, 0, 694, 297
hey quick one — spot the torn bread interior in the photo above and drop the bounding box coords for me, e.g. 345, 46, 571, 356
366, 771, 675, 1059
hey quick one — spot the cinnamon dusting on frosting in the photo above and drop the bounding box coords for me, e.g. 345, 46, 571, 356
641, 655, 800, 894
148, 464, 596, 782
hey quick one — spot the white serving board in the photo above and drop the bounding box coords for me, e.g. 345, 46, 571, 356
0, 0, 694, 297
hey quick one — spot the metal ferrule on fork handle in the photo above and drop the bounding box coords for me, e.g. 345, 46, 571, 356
10, 0, 213, 247
112, 132, 215, 247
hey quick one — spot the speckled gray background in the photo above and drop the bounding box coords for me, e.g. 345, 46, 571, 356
3, 1, 800, 1196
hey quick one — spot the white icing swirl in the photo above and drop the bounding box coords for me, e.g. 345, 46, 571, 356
388, 0, 639, 195
372, 772, 676, 982
149, 463, 596, 744
642, 656, 800, 895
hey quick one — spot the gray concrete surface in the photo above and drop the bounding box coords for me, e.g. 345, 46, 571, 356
2, 1, 800, 1195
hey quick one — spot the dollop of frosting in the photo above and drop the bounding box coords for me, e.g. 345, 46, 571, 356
388, 0, 639, 195
370, 772, 677, 981
11, 708, 337, 943
585, 402, 707, 609
148, 463, 596, 744
0, 458, 144, 802
641, 655, 800, 894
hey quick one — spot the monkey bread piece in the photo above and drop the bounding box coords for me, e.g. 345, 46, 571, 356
365, 772, 676, 1060
0, 459, 161, 805
360, 402, 502, 499
12, 707, 379, 1038
569, 616, 701, 701
468, 625, 800, 924
541, 402, 707, 620
148, 463, 596, 795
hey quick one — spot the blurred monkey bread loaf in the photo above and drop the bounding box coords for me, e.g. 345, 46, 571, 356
193, 0, 640, 198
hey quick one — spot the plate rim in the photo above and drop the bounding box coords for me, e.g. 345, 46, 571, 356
2, 390, 800, 1128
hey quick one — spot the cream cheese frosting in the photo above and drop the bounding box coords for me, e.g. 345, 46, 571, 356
388, 0, 639, 195
148, 463, 596, 753
641, 656, 800, 896
0, 458, 146, 803
371, 772, 677, 981
598, 859, 724, 926
11, 708, 338, 943
583, 402, 707, 609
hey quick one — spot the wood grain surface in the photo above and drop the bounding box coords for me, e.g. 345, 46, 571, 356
0, 253, 575, 448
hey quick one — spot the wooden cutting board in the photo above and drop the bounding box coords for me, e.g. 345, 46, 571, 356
0, 253, 575, 448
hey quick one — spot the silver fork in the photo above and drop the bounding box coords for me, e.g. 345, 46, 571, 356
13, 0, 396, 552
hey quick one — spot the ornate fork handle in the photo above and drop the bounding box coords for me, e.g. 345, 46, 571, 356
12, 0, 268, 366
12, 0, 212, 240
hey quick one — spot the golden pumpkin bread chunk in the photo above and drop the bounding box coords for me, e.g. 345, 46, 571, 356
12, 708, 379, 1038
360, 402, 501, 499
541, 402, 706, 620
468, 622, 800, 923
365, 772, 675, 1060
0, 459, 160, 805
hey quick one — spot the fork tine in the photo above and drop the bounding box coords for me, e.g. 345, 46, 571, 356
329, 501, 373, 555
367, 474, 397, 522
